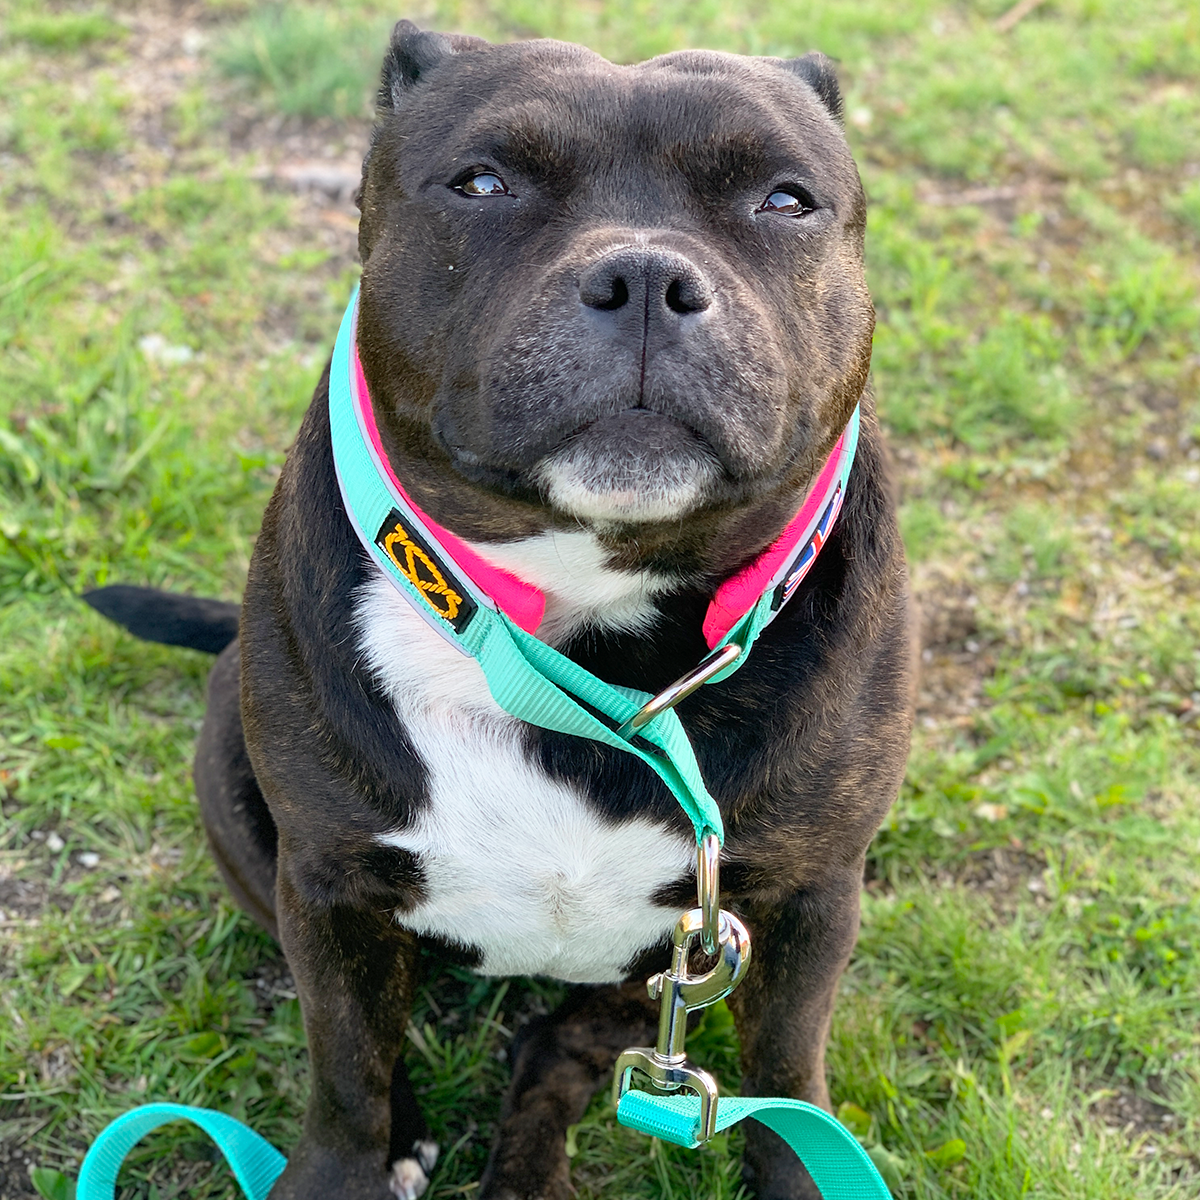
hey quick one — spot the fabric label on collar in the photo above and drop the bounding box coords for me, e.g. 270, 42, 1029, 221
375, 507, 478, 634
772, 480, 844, 612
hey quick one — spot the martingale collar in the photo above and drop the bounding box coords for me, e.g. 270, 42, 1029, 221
332, 290, 859, 652
328, 288, 859, 846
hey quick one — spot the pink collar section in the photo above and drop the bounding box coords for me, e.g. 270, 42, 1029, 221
700, 428, 849, 648
352, 340, 849, 645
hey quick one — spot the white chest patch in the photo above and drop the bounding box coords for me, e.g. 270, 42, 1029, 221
354, 530, 693, 985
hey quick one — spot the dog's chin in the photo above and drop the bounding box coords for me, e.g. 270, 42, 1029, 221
533, 413, 723, 524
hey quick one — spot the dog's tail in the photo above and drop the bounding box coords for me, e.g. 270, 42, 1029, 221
82, 585, 239, 655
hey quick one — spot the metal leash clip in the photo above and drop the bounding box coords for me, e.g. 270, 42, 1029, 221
612, 841, 751, 1143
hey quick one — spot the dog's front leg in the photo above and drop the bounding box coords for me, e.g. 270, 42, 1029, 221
268, 855, 428, 1200
726, 871, 864, 1200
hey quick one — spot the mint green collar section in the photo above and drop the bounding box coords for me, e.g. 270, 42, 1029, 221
329, 288, 724, 845
617, 1092, 890, 1198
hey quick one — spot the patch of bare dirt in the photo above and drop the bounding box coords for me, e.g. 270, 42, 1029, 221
0, 849, 75, 929
107, 2, 367, 167
1081, 1079, 1200, 1182
912, 569, 993, 731
248, 956, 296, 1015
0, 811, 123, 933
0, 871, 53, 925
1093, 1085, 1179, 1139
21, 1, 369, 348
0, 1116, 42, 1200
956, 845, 1049, 914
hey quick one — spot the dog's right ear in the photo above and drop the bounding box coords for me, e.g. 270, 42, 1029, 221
378, 20, 489, 110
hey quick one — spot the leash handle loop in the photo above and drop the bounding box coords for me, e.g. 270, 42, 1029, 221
76, 1104, 286, 1200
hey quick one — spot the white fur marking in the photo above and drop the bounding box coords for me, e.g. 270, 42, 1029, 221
536, 453, 719, 524
354, 533, 693, 985
387, 1138, 440, 1198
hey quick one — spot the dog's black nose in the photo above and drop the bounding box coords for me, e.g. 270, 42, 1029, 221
579, 248, 713, 316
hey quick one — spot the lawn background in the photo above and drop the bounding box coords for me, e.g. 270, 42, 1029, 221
1, 1, 1199, 1197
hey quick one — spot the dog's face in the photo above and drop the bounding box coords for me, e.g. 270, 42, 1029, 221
356, 24, 872, 553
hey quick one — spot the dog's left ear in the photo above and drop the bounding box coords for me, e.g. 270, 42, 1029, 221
378, 20, 490, 110
776, 51, 844, 124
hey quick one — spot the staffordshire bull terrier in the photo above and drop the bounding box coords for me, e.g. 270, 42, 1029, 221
86, 21, 914, 1200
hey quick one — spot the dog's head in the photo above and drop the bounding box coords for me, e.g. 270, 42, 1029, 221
356, 23, 872, 564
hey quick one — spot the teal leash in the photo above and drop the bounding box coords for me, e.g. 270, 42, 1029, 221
75, 289, 886, 1197
618, 1092, 889, 1199
74, 1097, 887, 1200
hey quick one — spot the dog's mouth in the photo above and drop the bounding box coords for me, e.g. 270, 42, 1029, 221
532, 409, 723, 524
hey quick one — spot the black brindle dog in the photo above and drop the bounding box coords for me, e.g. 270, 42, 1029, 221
87, 21, 914, 1200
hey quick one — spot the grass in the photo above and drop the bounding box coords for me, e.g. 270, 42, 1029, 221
1, 0, 1198, 1198
213, 7, 392, 119
6, 10, 127, 52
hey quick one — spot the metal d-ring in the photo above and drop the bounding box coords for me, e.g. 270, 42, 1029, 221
615, 642, 741, 740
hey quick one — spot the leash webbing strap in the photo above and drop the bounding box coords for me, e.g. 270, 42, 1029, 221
618, 1092, 890, 1198
76, 1104, 286, 1200
74, 1099, 887, 1200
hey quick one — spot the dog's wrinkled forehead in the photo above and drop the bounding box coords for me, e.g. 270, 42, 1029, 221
362, 27, 861, 236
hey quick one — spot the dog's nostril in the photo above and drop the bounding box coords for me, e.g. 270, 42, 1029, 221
665, 277, 707, 315
594, 277, 629, 311
580, 253, 712, 316
581, 266, 630, 311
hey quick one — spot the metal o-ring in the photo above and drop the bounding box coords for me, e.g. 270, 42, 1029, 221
617, 642, 741, 739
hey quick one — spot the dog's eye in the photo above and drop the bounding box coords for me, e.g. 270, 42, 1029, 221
457, 172, 510, 197
758, 188, 816, 216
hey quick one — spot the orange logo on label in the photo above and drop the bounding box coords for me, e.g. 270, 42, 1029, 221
380, 518, 465, 621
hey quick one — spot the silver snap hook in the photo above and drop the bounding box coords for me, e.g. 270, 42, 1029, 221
612, 906, 752, 1142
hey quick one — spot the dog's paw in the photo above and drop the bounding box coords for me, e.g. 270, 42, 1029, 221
388, 1140, 439, 1199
